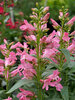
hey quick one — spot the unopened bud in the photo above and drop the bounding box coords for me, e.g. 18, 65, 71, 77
4, 39, 8, 44
64, 12, 69, 18
43, 6, 49, 13
36, 2, 38, 7
31, 8, 38, 12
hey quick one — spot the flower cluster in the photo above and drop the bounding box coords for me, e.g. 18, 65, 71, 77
0, 3, 75, 100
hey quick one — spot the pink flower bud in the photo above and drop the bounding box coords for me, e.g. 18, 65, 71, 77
70, 31, 75, 35
43, 6, 49, 13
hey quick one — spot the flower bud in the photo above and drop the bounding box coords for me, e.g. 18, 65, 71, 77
31, 8, 38, 12
43, 6, 49, 13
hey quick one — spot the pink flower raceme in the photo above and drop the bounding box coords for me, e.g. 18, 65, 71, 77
41, 70, 63, 91
20, 20, 35, 34
17, 88, 34, 100
4, 97, 12, 100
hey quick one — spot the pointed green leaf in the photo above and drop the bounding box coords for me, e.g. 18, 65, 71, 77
7, 79, 34, 94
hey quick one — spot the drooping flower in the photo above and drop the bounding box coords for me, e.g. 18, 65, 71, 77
20, 20, 35, 34
10, 42, 23, 49
17, 88, 34, 100
41, 70, 63, 91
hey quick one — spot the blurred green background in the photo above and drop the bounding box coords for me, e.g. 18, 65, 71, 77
15, 0, 75, 20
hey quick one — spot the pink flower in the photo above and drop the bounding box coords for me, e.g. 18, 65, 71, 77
42, 49, 56, 58
67, 39, 75, 52
66, 16, 75, 25
4, 97, 12, 100
62, 32, 70, 41
20, 51, 36, 64
20, 20, 35, 34
11, 69, 20, 77
50, 18, 60, 28
0, 59, 4, 66
43, 7, 49, 13
43, 13, 50, 21
46, 30, 56, 43
10, 42, 23, 49
55, 83, 63, 91
0, 66, 4, 75
41, 70, 63, 91
29, 49, 36, 55
42, 78, 51, 90
59, 11, 63, 17
17, 88, 34, 100
24, 35, 36, 42
70, 31, 75, 35
41, 24, 47, 30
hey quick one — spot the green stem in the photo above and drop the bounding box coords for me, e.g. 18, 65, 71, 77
36, 13, 43, 100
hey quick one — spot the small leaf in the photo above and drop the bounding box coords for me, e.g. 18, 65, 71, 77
61, 86, 69, 100
7, 79, 34, 94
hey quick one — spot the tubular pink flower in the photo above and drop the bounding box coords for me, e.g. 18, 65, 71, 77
41, 70, 63, 91
42, 49, 56, 58
43, 6, 49, 13
20, 20, 35, 34
66, 16, 75, 25
67, 39, 75, 52
10, 42, 23, 49
62, 32, 70, 41
50, 18, 60, 27
17, 88, 34, 100
43, 13, 50, 21
46, 30, 56, 43
24, 35, 36, 42
70, 31, 75, 35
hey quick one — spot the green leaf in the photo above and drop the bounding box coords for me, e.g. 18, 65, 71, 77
61, 49, 70, 63
43, 58, 58, 68
7, 79, 34, 94
0, 90, 6, 95
42, 69, 54, 78
61, 86, 69, 100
